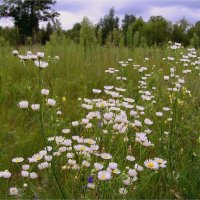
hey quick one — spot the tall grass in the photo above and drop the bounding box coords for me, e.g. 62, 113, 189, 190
0, 41, 199, 199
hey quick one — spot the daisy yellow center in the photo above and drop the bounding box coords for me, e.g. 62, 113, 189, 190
80, 146, 85, 151
88, 140, 93, 144
147, 162, 154, 168
157, 159, 163, 164
15, 158, 21, 162
104, 155, 108, 159
113, 169, 118, 174
100, 103, 105, 107
90, 184, 95, 189
101, 175, 106, 180
35, 155, 42, 160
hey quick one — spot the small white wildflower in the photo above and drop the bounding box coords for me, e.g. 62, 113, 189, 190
21, 171, 29, 177
66, 153, 74, 159
31, 104, 40, 111
30, 172, 38, 179
62, 129, 70, 134
119, 187, 128, 195
109, 162, 118, 170
94, 163, 104, 170
23, 183, 28, 188
38, 162, 49, 170
82, 160, 90, 168
134, 164, 143, 171
122, 177, 132, 185
164, 76, 169, 81
156, 112, 163, 117
44, 155, 52, 162
12, 50, 19, 56
85, 123, 92, 129
72, 121, 79, 127
92, 89, 101, 94
18, 101, 28, 109
56, 110, 62, 115
128, 169, 137, 177
154, 158, 167, 168
126, 155, 135, 162
98, 170, 112, 181
22, 165, 30, 170
34, 60, 48, 68
47, 98, 56, 106
87, 183, 95, 189
101, 153, 112, 160
12, 157, 24, 163
41, 89, 49, 96
144, 159, 159, 170
9, 187, 19, 196
144, 118, 153, 125
2, 170, 11, 178
37, 52, 44, 58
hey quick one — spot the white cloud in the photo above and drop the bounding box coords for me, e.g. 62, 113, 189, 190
56, 0, 200, 29
58, 11, 83, 30
57, 0, 124, 29
148, 6, 200, 23
58, 9, 103, 30
0, 18, 13, 27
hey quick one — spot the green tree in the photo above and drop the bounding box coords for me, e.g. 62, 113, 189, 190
190, 33, 199, 48
126, 18, 145, 48
188, 21, 200, 45
122, 14, 136, 46
39, 22, 54, 44
0, 35, 9, 46
140, 35, 147, 47
66, 23, 81, 44
119, 33, 124, 48
96, 28, 102, 45
113, 28, 120, 46
172, 18, 190, 46
0, 27, 19, 46
0, 0, 59, 43
131, 17, 145, 35
106, 32, 112, 47
194, 21, 200, 37
80, 16, 95, 56
126, 23, 134, 48
145, 16, 171, 46
133, 31, 140, 47
99, 8, 119, 44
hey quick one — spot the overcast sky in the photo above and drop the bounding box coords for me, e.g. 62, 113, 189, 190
1, 0, 200, 30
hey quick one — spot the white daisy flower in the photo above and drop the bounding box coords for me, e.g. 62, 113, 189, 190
119, 187, 128, 195
12, 157, 24, 163
9, 187, 19, 196
18, 101, 28, 109
144, 159, 159, 170
98, 170, 112, 181
47, 98, 56, 106
101, 153, 112, 160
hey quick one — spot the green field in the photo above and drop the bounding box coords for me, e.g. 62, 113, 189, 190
0, 40, 200, 199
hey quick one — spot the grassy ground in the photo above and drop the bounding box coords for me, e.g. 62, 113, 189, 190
0, 41, 200, 199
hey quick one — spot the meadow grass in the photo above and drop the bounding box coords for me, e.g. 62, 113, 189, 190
0, 41, 200, 199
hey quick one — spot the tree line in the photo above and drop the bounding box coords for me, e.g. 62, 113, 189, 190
66, 8, 200, 49
0, 0, 200, 48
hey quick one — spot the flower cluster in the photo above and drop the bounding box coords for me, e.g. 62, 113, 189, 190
2, 42, 198, 198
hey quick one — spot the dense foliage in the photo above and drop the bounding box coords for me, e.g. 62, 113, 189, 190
0, 40, 200, 199
0, 0, 59, 44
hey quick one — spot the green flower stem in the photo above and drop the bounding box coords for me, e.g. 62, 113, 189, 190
37, 61, 67, 199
